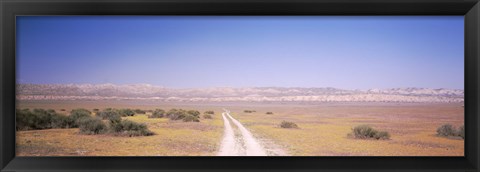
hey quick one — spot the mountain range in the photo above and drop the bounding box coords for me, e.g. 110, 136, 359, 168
16, 84, 464, 103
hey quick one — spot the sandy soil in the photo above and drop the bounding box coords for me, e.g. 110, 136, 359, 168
218, 109, 269, 156
217, 111, 237, 156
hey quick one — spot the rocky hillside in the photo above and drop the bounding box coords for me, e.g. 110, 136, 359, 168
16, 84, 464, 103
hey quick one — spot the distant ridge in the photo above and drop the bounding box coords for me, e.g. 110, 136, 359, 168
16, 84, 464, 103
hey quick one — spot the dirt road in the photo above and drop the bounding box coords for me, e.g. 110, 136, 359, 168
217, 109, 268, 156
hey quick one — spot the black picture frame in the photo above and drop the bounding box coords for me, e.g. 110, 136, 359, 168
1, 0, 479, 171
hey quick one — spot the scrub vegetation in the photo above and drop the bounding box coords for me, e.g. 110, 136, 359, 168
436, 124, 465, 139
16, 100, 464, 156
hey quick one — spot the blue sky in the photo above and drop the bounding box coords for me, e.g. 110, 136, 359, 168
16, 16, 464, 90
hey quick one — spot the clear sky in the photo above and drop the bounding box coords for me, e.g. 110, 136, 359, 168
16, 16, 464, 90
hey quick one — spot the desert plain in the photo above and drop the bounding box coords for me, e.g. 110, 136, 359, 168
16, 100, 464, 156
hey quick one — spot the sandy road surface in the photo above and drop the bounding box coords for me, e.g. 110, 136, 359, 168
217, 109, 267, 156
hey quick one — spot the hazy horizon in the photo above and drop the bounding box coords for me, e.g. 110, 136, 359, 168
17, 16, 464, 90
16, 82, 464, 91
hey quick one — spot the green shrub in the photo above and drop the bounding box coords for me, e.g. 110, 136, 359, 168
374, 131, 391, 140
96, 109, 122, 123
16, 108, 76, 130
279, 121, 298, 129
352, 125, 376, 139
134, 109, 146, 114
187, 110, 201, 117
351, 125, 390, 140
204, 110, 215, 115
244, 110, 255, 113
71, 108, 91, 116
69, 108, 92, 124
266, 112, 274, 114
77, 117, 107, 135
436, 124, 464, 139
203, 114, 213, 119
183, 114, 200, 122
149, 109, 165, 118
166, 108, 178, 117
437, 124, 457, 137
53, 109, 80, 128
51, 113, 74, 128
165, 109, 201, 122
458, 125, 465, 139
109, 120, 154, 137
28, 109, 68, 130
16, 109, 37, 130
166, 109, 187, 120
15, 107, 154, 137
31, 109, 56, 129
118, 109, 135, 117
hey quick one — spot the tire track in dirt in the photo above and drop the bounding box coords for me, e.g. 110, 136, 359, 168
217, 112, 237, 156
217, 109, 267, 156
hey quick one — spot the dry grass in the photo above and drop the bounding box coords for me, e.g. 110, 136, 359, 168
17, 101, 224, 156
16, 100, 464, 156
226, 102, 464, 156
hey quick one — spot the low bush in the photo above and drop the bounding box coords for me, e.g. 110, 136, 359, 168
437, 124, 457, 137
30, 109, 55, 129
16, 108, 77, 130
244, 110, 255, 113
134, 109, 146, 114
109, 120, 154, 136
187, 110, 201, 117
154, 108, 202, 122
266, 112, 274, 114
71, 108, 91, 115
351, 125, 390, 140
77, 117, 107, 135
203, 114, 213, 119
280, 121, 298, 128
352, 125, 376, 139
183, 114, 200, 122
164, 109, 201, 122
96, 109, 122, 123
204, 110, 215, 115
16, 108, 155, 137
149, 109, 165, 118
69, 109, 92, 123
93, 108, 100, 112
58, 108, 90, 128
51, 113, 75, 128
36, 109, 60, 129
118, 109, 135, 117
60, 109, 66, 111
437, 124, 464, 139
373, 131, 391, 140
279, 121, 298, 129
458, 125, 465, 139
166, 109, 187, 120
16, 109, 44, 130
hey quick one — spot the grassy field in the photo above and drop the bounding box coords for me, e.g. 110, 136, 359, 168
226, 102, 464, 156
16, 100, 224, 156
16, 100, 464, 156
